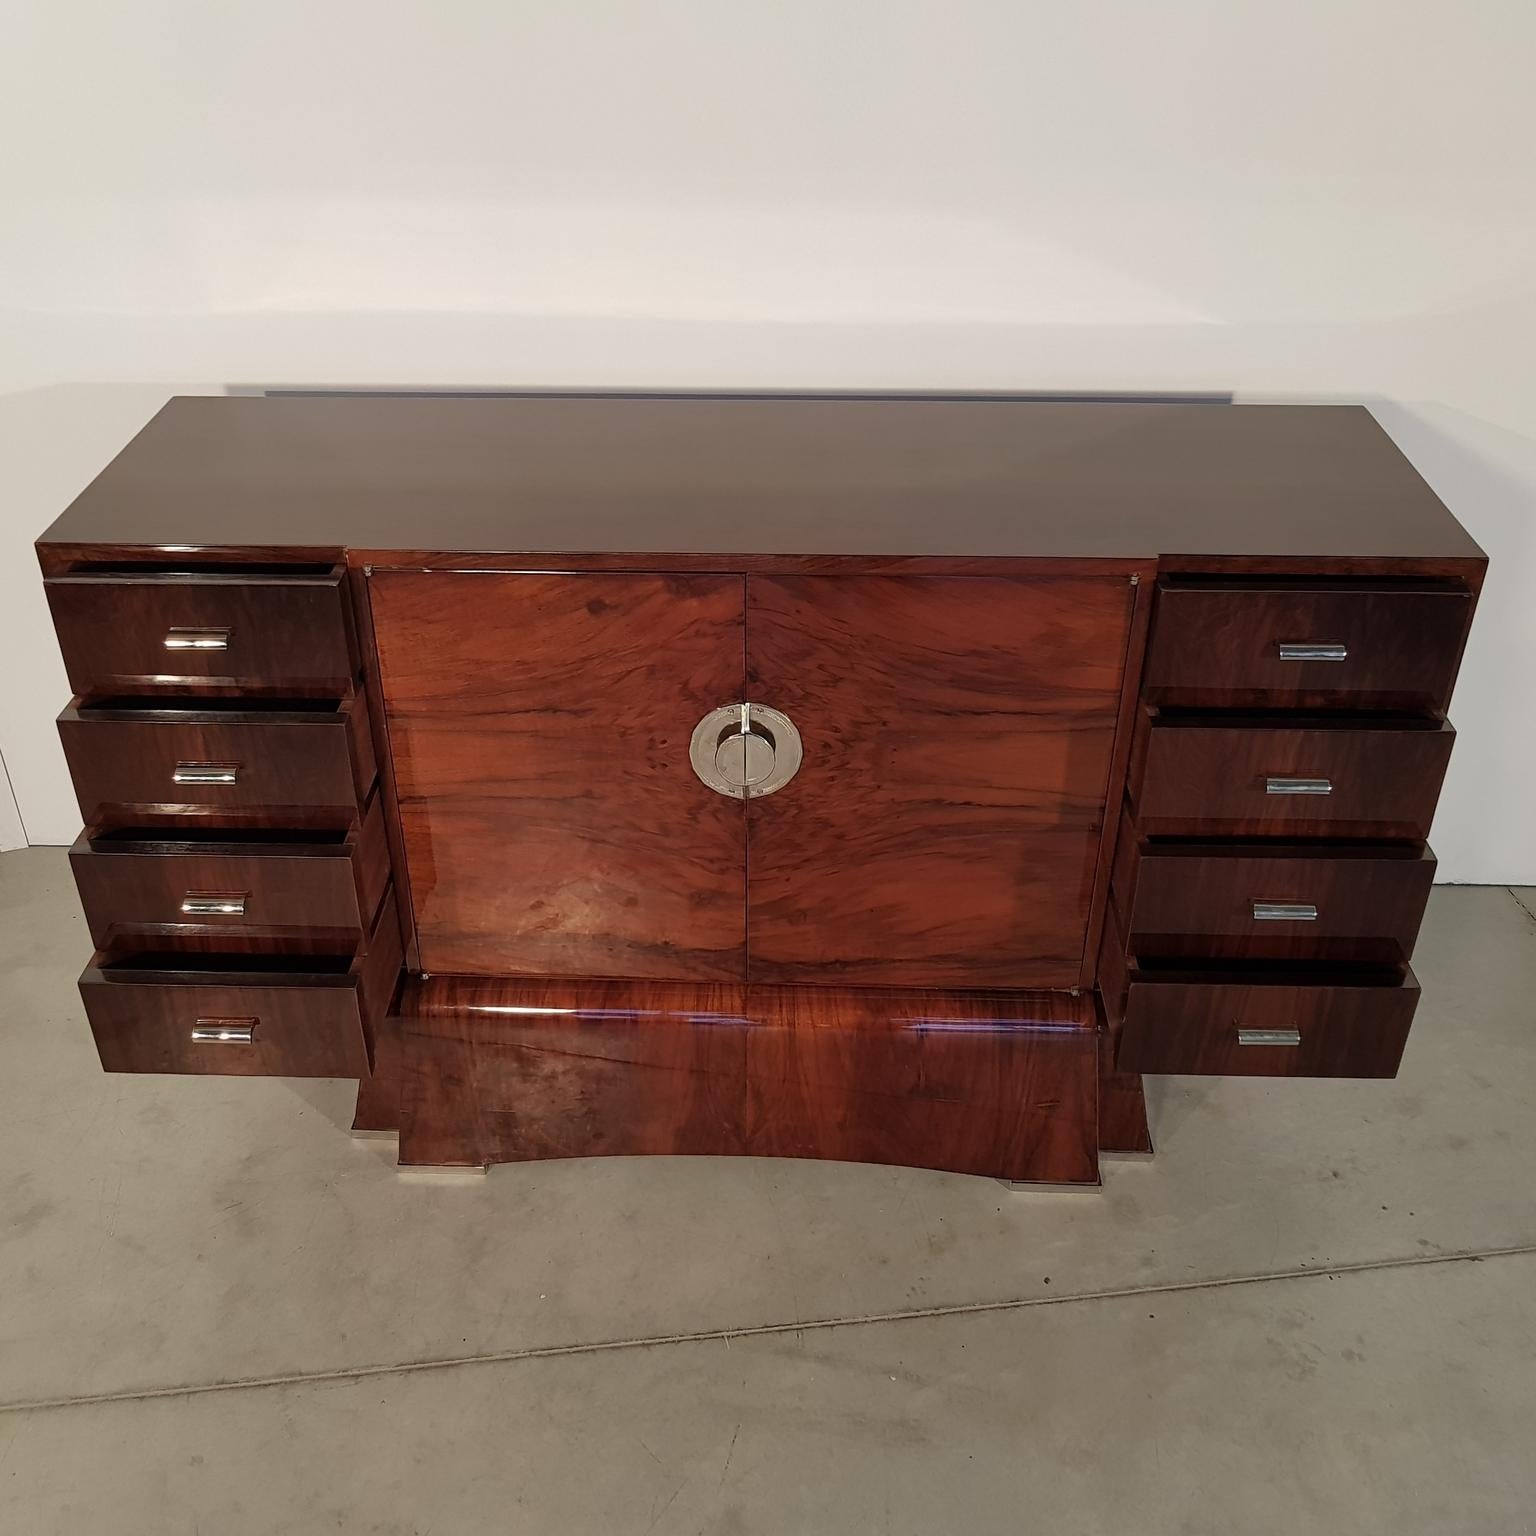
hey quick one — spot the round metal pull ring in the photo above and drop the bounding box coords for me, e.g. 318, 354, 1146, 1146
689, 703, 803, 800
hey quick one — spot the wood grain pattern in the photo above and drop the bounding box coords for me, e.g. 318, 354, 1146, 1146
391, 976, 1100, 1182
370, 570, 748, 982
1096, 1027, 1152, 1154
82, 890, 401, 1077
352, 1013, 404, 1135
1142, 579, 1474, 712
38, 396, 1486, 568
1111, 815, 1437, 965
34, 393, 1492, 1177
1100, 899, 1417, 1079
349, 563, 423, 972
1128, 709, 1455, 839
69, 792, 390, 953
59, 695, 377, 832
45, 567, 355, 698
1078, 571, 1154, 988
745, 575, 1133, 987
1113, 963, 1419, 1078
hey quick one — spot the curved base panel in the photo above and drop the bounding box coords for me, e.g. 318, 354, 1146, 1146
357, 978, 1110, 1185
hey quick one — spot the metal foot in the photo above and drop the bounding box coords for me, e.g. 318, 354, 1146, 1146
997, 1177, 1103, 1194
397, 1163, 489, 1182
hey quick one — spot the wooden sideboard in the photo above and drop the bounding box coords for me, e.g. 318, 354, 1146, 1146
36, 395, 1486, 1186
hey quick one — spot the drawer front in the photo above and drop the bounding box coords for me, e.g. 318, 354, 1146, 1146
59, 699, 376, 829
46, 570, 354, 697
1131, 715, 1454, 838
80, 890, 401, 1078
1115, 967, 1419, 1078
82, 974, 370, 1077
69, 796, 389, 950
1117, 844, 1436, 964
1143, 582, 1472, 711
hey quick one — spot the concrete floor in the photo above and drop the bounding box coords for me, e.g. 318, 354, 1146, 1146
0, 849, 1533, 1533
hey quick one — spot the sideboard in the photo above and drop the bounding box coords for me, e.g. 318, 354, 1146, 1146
36, 395, 1485, 1185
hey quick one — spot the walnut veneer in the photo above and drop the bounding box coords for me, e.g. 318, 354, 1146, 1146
37, 395, 1486, 1184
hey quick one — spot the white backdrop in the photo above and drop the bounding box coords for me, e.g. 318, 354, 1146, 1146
1, 1, 1532, 879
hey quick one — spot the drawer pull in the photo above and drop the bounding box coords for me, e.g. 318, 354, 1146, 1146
191, 1018, 257, 1045
180, 892, 248, 917
163, 627, 232, 651
1265, 776, 1332, 796
1252, 901, 1319, 922
1237, 1027, 1302, 1047
1277, 642, 1348, 662
172, 762, 241, 785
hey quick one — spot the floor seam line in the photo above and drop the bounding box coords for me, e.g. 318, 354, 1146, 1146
1508, 886, 1536, 924
4, 1242, 1534, 1417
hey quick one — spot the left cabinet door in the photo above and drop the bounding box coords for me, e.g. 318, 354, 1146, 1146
369, 571, 748, 981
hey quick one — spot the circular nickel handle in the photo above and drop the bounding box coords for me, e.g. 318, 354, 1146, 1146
689, 703, 803, 800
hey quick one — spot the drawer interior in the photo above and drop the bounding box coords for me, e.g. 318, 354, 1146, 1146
1145, 706, 1447, 732
1127, 832, 1428, 857
84, 824, 355, 854
1123, 953, 1413, 990
73, 695, 348, 721
1157, 574, 1468, 595
60, 560, 344, 578
90, 950, 361, 983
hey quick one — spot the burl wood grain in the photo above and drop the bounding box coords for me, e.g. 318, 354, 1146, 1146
1141, 580, 1474, 712
745, 575, 1134, 987
369, 571, 749, 982
1129, 709, 1455, 839
387, 977, 1100, 1182
45, 567, 356, 699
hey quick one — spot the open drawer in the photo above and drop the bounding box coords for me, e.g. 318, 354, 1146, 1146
1100, 902, 1418, 1079
59, 693, 377, 831
69, 792, 391, 952
1109, 811, 1437, 966
80, 891, 401, 1078
45, 562, 355, 698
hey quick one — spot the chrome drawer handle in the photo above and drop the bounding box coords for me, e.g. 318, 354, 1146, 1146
1237, 1028, 1301, 1047
172, 763, 240, 785
191, 1018, 257, 1045
163, 627, 231, 651
1252, 901, 1318, 922
1277, 642, 1347, 662
180, 892, 248, 916
1266, 776, 1332, 796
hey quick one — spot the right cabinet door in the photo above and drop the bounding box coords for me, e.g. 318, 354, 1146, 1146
746, 574, 1134, 987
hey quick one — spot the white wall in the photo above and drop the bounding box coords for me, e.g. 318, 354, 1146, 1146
1, 1, 1533, 879
0, 752, 24, 852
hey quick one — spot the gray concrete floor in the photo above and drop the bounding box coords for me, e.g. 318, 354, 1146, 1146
0, 847, 1533, 1534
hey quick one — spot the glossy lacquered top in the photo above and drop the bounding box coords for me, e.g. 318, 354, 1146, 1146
37, 395, 1485, 569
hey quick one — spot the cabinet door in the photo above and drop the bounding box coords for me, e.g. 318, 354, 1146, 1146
370, 571, 747, 981
746, 575, 1133, 987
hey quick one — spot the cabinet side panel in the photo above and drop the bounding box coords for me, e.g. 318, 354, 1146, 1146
369, 570, 748, 981
746, 574, 1134, 987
